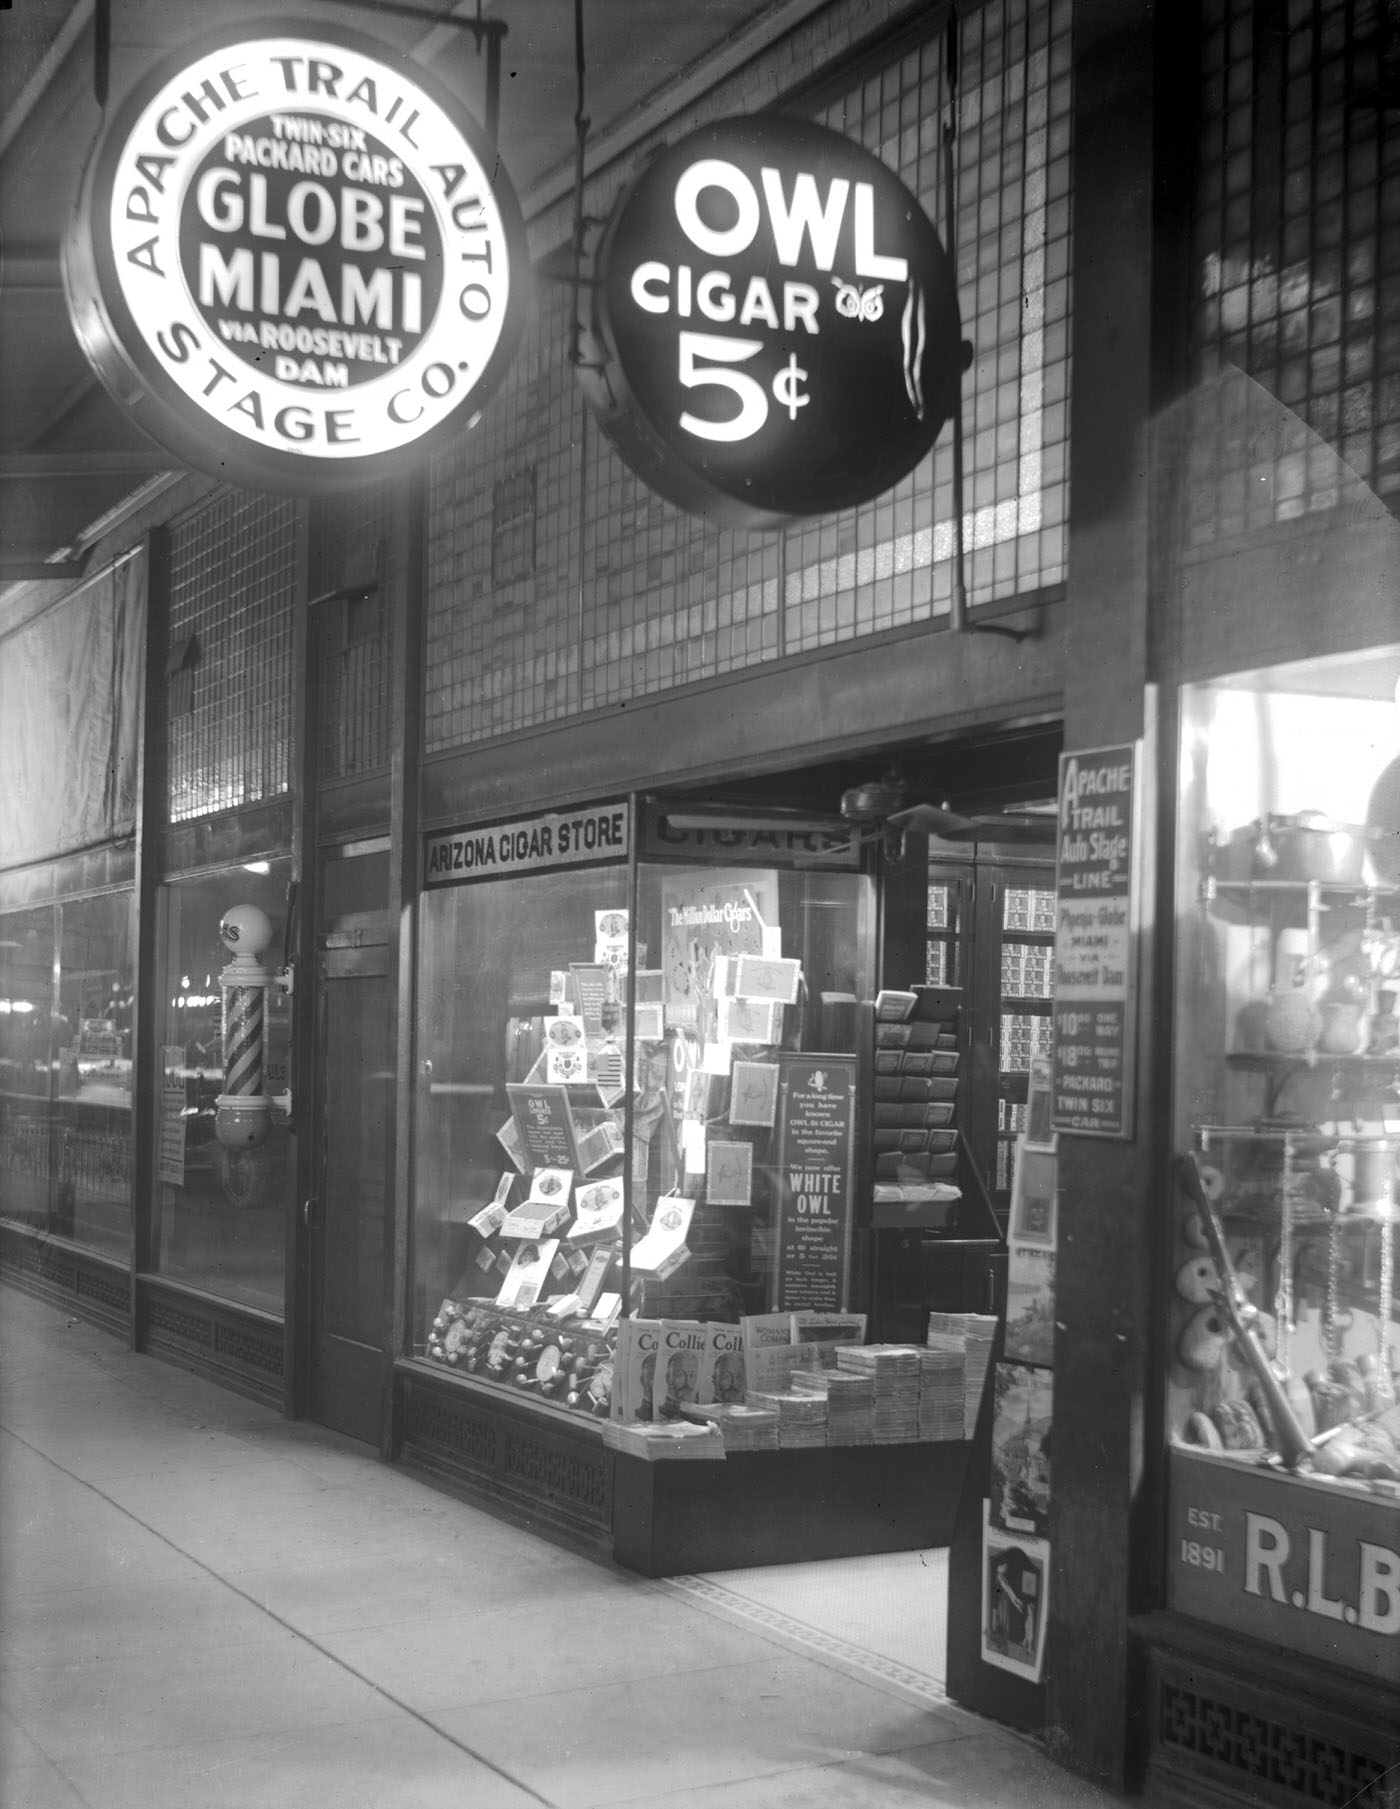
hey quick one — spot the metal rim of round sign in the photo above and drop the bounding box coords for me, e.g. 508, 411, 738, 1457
63, 19, 529, 494
580, 115, 968, 531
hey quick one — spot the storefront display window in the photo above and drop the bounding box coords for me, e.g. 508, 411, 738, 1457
0, 892, 134, 1258
412, 801, 876, 1421
150, 863, 293, 1312
1168, 644, 1400, 1671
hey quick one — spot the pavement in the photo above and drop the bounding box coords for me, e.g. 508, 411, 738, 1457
0, 1285, 1132, 1809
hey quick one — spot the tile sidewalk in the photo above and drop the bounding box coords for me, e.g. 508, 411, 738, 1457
0, 1287, 1131, 1809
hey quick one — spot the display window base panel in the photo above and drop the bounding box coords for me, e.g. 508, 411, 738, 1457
1135, 1611, 1399, 1809
136, 1277, 284, 1407
0, 1220, 129, 1334
395, 1362, 615, 1557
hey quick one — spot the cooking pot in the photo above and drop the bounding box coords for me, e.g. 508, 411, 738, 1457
1367, 754, 1400, 884
1217, 811, 1366, 884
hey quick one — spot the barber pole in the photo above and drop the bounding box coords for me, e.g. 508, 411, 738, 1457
214, 902, 274, 1151
222, 981, 264, 1100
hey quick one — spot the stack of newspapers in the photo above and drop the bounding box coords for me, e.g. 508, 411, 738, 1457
836, 1345, 921, 1442
791, 1368, 875, 1445
744, 1388, 828, 1449
600, 1419, 725, 1460
916, 1345, 966, 1440
679, 1401, 780, 1452
926, 1311, 998, 1436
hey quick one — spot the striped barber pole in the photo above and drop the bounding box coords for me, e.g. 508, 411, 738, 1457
223, 985, 264, 1099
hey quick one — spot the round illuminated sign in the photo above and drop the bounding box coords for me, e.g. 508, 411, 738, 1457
63, 23, 528, 492
580, 117, 968, 528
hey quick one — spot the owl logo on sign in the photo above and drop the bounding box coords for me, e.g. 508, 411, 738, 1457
832, 278, 885, 321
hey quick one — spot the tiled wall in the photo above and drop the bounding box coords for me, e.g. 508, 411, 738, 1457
167, 491, 298, 824
424, 0, 1073, 751
1185, 0, 1400, 539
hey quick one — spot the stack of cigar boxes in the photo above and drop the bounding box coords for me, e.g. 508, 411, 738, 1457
870, 985, 961, 1182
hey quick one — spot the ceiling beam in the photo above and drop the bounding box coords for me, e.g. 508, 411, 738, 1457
0, 0, 94, 161
0, 451, 178, 478
1, 248, 64, 291
0, 559, 89, 581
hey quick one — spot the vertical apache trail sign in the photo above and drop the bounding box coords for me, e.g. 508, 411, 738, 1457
1051, 745, 1141, 1139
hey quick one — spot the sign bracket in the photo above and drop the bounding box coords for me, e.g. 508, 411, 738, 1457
317, 1, 507, 148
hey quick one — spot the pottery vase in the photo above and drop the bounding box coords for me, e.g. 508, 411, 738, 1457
1264, 986, 1319, 1054
1317, 1000, 1365, 1054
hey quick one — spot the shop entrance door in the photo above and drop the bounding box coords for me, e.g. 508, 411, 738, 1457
306, 846, 394, 1445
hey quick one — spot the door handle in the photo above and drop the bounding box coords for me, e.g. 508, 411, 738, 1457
302, 1197, 319, 1230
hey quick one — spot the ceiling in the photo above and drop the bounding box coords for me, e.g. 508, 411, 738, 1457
0, 0, 817, 584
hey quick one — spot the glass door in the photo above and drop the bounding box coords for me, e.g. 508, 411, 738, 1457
928, 852, 1055, 1230
307, 844, 393, 1444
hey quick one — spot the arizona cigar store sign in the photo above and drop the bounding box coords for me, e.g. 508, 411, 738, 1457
63, 25, 527, 491
580, 116, 967, 528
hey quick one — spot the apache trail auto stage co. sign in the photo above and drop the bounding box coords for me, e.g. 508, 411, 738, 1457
580, 116, 969, 529
63, 23, 527, 492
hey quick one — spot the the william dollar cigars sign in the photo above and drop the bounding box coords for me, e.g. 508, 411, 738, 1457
579, 117, 968, 528
64, 23, 527, 491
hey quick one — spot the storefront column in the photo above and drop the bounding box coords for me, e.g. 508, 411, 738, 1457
386, 468, 426, 1462
1049, 0, 1159, 1789
129, 527, 170, 1342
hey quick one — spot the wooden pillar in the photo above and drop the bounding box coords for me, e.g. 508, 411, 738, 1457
129, 527, 170, 1334
1046, 0, 1160, 1790
385, 466, 426, 1461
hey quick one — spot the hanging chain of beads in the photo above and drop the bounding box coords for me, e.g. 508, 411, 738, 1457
1325, 1198, 1343, 1363
1276, 1133, 1295, 1370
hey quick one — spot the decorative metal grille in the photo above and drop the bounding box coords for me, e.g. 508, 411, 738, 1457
314, 484, 392, 782
1187, 0, 1400, 538
504, 1431, 609, 1510
424, 0, 1073, 749
405, 1391, 501, 1467
1160, 1682, 1395, 1807
167, 491, 298, 822
215, 1323, 284, 1377
491, 465, 538, 588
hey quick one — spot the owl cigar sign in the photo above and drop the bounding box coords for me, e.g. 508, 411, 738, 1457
579, 117, 968, 528
63, 23, 527, 492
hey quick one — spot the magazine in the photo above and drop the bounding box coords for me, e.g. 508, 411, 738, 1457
988, 1362, 1053, 1538
790, 1310, 868, 1368
653, 1321, 709, 1420
741, 1311, 804, 1394
610, 1316, 661, 1423
1004, 1242, 1056, 1366
696, 1321, 747, 1405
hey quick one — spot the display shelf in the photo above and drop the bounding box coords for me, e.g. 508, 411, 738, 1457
612, 1437, 971, 1575
1224, 1051, 1400, 1075
1203, 875, 1400, 931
